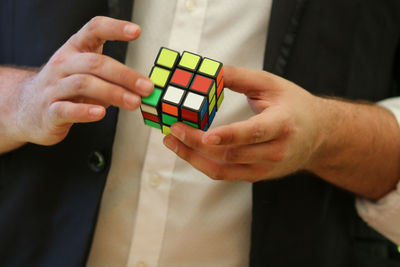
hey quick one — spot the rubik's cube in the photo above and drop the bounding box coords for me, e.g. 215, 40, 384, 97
140, 47, 224, 135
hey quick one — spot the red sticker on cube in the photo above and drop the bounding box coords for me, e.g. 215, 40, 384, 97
170, 68, 193, 89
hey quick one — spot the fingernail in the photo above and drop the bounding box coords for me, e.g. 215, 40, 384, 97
89, 107, 104, 117
171, 124, 185, 141
204, 135, 221, 145
124, 24, 139, 38
136, 78, 154, 95
163, 137, 177, 153
123, 93, 140, 109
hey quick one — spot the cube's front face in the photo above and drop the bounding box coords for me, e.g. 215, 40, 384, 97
141, 47, 224, 134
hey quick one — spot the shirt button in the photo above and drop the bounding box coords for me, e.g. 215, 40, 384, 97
135, 262, 147, 267
149, 173, 162, 187
88, 151, 106, 173
184, 0, 197, 11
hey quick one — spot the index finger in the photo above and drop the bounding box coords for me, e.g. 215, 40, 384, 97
69, 16, 141, 51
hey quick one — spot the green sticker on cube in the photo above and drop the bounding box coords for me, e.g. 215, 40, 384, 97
144, 119, 161, 129
150, 67, 170, 88
142, 88, 162, 107
162, 113, 178, 126
183, 120, 199, 128
156, 48, 179, 69
178, 52, 201, 71
199, 58, 220, 76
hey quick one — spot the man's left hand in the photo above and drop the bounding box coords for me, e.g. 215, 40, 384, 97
163, 66, 325, 182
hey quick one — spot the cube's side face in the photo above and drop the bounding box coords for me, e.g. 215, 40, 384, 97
140, 88, 163, 128
217, 89, 224, 110
141, 48, 224, 134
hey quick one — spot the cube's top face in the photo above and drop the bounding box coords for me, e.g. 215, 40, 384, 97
183, 92, 205, 111
163, 86, 185, 105
170, 68, 193, 89
149, 66, 171, 88
178, 51, 201, 71
190, 74, 214, 95
198, 58, 222, 78
142, 88, 163, 106
155, 47, 180, 69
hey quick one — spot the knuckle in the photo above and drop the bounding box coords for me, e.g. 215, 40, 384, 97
269, 151, 286, 162
87, 16, 103, 31
263, 143, 287, 163
262, 71, 278, 87
69, 33, 79, 43
71, 75, 90, 93
176, 144, 189, 161
223, 147, 241, 163
118, 68, 131, 84
191, 136, 203, 149
250, 123, 265, 143
86, 54, 104, 71
210, 165, 227, 180
253, 170, 269, 182
252, 164, 271, 179
111, 88, 125, 106
49, 52, 66, 67
219, 127, 233, 144
98, 83, 115, 103
280, 121, 293, 137
50, 102, 65, 119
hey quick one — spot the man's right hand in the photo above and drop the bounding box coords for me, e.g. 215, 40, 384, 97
0, 16, 153, 152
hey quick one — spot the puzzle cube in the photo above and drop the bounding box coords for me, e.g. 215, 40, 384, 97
140, 47, 224, 134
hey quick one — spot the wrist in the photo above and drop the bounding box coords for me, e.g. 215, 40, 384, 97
303, 97, 342, 173
0, 67, 37, 152
12, 72, 38, 143
301, 96, 400, 199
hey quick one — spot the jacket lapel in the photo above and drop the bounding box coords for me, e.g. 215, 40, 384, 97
264, 0, 308, 76
107, 0, 134, 21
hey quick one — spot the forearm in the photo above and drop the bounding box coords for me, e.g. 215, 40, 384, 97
0, 66, 37, 154
163, 67, 400, 198
307, 98, 400, 200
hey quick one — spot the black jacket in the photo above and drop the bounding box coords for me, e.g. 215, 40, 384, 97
0, 0, 399, 266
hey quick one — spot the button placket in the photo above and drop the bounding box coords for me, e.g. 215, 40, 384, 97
127, 0, 209, 265
184, 0, 197, 11
149, 173, 162, 187
126, 130, 176, 267
135, 262, 147, 267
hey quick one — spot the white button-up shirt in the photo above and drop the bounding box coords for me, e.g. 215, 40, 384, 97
356, 97, 400, 247
87, 1, 273, 266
